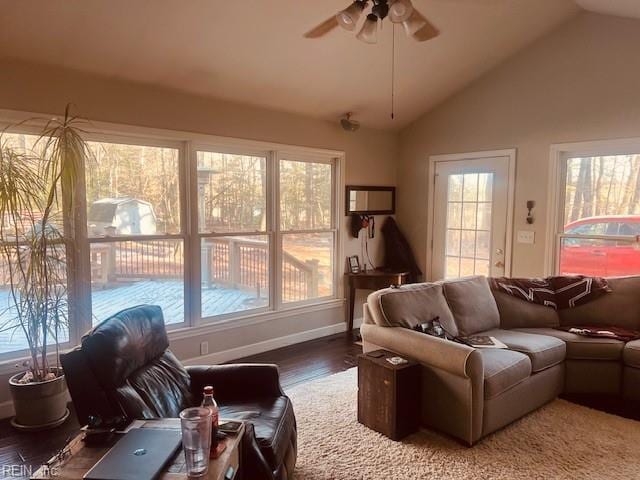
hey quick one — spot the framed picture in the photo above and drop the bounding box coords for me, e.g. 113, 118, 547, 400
348, 255, 361, 274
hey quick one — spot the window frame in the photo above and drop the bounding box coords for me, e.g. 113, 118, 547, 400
192, 145, 341, 322
547, 138, 640, 275
0, 126, 78, 361
191, 143, 274, 324
276, 151, 338, 309
81, 133, 189, 332
0, 111, 344, 363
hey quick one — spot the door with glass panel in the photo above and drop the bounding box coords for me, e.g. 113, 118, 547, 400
432, 157, 511, 280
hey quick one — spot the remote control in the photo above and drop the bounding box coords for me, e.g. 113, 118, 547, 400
386, 356, 408, 365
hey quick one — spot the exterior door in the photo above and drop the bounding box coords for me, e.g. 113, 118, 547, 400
432, 156, 512, 280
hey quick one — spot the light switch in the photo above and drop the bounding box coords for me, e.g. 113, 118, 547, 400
517, 230, 535, 244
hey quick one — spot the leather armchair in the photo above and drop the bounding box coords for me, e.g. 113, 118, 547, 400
60, 305, 297, 480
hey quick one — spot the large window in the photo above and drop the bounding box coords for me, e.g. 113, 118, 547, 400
0, 118, 340, 359
279, 158, 335, 303
0, 133, 70, 355
85, 140, 186, 325
555, 151, 640, 276
196, 149, 337, 319
197, 150, 270, 318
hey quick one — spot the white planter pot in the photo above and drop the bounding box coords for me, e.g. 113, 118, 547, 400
8, 369, 70, 431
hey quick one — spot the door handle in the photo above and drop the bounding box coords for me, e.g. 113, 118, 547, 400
591, 251, 606, 257
494, 260, 505, 268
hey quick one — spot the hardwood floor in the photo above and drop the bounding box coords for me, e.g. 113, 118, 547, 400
0, 332, 361, 479
237, 331, 362, 391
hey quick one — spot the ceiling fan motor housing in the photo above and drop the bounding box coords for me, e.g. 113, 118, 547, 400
372, 0, 389, 20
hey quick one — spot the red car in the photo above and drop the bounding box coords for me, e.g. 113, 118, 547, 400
560, 215, 640, 277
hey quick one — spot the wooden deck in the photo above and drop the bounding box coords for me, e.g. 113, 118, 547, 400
0, 281, 267, 354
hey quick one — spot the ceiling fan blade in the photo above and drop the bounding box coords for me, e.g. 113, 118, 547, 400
412, 10, 440, 42
304, 15, 339, 38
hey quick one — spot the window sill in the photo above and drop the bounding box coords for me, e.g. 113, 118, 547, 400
169, 298, 345, 340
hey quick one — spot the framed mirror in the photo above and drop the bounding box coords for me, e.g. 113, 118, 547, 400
345, 185, 396, 215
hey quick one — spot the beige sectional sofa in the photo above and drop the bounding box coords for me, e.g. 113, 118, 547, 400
360, 275, 640, 445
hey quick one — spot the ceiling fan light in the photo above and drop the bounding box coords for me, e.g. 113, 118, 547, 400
336, 1, 366, 31
401, 10, 427, 37
388, 0, 414, 23
356, 14, 379, 44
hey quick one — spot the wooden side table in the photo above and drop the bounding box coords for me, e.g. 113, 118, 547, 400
31, 419, 244, 480
345, 269, 409, 333
357, 350, 421, 441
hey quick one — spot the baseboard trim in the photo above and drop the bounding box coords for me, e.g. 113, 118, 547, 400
0, 399, 15, 419
182, 322, 347, 366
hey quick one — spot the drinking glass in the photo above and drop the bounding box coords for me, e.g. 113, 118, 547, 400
180, 407, 212, 478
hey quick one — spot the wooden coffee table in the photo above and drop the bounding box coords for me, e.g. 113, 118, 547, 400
31, 419, 244, 480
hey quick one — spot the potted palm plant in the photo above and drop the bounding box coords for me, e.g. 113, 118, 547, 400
0, 106, 89, 430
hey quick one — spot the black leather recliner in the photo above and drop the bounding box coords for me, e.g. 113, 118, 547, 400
60, 305, 297, 480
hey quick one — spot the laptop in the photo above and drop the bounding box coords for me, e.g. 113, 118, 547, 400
84, 428, 182, 480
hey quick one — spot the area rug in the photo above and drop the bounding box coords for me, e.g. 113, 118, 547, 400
287, 368, 640, 480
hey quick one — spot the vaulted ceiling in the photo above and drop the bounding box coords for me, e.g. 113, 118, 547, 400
0, 1, 584, 129
576, 0, 640, 20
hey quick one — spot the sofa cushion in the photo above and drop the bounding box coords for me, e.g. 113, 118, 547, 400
492, 290, 560, 329
370, 283, 458, 335
480, 349, 532, 399
483, 329, 566, 372
443, 276, 500, 336
515, 328, 624, 361
558, 276, 640, 330
624, 340, 640, 368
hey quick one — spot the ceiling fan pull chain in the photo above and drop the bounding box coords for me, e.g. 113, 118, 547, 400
391, 23, 396, 120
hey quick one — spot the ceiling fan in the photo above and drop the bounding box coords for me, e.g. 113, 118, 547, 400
304, 0, 439, 44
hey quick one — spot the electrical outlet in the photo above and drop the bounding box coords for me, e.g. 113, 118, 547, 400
517, 230, 535, 244
200, 341, 209, 356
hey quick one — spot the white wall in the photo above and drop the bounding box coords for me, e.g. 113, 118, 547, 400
0, 58, 399, 413
397, 12, 640, 279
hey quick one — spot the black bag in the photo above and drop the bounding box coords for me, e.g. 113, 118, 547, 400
381, 217, 422, 283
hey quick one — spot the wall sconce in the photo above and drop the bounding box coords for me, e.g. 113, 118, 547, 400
526, 200, 535, 224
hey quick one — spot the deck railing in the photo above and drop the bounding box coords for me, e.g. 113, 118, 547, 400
202, 238, 318, 302
0, 257, 10, 287
0, 246, 67, 288
86, 238, 318, 302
